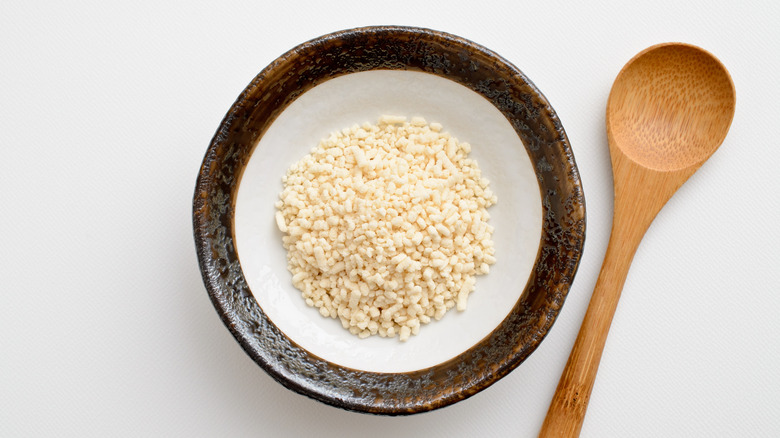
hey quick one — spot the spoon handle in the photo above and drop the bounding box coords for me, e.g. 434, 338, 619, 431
539, 216, 646, 437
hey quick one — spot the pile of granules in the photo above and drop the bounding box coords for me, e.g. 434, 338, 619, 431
275, 115, 496, 341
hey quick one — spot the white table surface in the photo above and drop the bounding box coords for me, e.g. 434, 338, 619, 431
2, 1, 779, 436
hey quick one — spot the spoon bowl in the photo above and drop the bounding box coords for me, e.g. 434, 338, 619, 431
540, 43, 735, 437
608, 43, 736, 171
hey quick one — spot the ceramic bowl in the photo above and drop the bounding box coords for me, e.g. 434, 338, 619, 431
193, 26, 585, 415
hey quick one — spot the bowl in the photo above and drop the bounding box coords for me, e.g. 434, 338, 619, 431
193, 26, 585, 415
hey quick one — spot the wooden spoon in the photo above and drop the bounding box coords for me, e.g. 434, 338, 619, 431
539, 43, 736, 437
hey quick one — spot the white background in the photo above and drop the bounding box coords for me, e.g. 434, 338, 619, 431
2, 1, 778, 436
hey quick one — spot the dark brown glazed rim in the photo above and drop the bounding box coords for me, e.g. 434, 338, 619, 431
193, 26, 586, 415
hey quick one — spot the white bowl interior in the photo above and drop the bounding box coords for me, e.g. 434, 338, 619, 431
234, 70, 542, 373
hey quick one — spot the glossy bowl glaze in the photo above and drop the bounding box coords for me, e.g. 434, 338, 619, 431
193, 26, 586, 415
